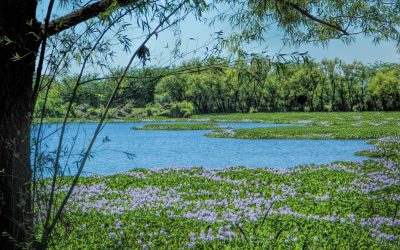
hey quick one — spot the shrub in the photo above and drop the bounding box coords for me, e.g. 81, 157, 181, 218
73, 103, 90, 117
168, 101, 194, 118
117, 102, 135, 117
145, 103, 166, 117
248, 107, 258, 114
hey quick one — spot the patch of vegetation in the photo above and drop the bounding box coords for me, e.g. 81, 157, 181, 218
203, 112, 400, 139
133, 123, 230, 130
44, 139, 400, 249
191, 111, 399, 123
356, 137, 400, 158
168, 101, 194, 118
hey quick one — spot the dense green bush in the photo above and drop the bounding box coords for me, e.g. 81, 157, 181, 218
168, 101, 194, 118
116, 102, 135, 117
129, 103, 167, 118
145, 103, 166, 117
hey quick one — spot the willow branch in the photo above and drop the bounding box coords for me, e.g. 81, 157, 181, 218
43, 0, 143, 37
44, 0, 188, 240
278, 0, 349, 35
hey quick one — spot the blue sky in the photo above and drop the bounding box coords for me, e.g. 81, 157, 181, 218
145, 11, 399, 65
38, 1, 399, 69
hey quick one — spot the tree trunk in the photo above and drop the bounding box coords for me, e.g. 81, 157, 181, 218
339, 85, 346, 111
319, 86, 324, 111
331, 78, 336, 111
0, 1, 39, 248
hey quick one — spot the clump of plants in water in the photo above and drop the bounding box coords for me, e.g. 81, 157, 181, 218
133, 122, 230, 130
356, 137, 400, 158
204, 112, 400, 140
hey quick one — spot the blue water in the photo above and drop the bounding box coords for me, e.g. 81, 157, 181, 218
33, 122, 371, 176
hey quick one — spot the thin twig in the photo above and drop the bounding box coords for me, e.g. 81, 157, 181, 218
43, 1, 189, 242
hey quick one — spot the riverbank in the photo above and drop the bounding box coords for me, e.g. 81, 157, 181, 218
34, 112, 400, 123
45, 138, 400, 249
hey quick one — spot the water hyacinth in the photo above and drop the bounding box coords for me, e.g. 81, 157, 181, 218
41, 137, 400, 249
108, 232, 117, 239
297, 120, 312, 124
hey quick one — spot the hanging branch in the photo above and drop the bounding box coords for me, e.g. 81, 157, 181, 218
39, 1, 189, 246
277, 0, 349, 35
40, 17, 124, 248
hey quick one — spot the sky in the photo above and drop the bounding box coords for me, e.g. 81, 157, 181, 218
37, 1, 399, 70
142, 12, 399, 66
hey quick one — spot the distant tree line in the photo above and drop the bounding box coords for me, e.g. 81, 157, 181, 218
36, 57, 400, 118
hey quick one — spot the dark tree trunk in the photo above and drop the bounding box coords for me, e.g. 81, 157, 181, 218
319, 86, 324, 111
330, 78, 336, 111
0, 1, 40, 249
310, 79, 318, 112
339, 85, 347, 111
381, 97, 388, 111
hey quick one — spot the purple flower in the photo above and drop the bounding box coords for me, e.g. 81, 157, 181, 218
108, 232, 117, 239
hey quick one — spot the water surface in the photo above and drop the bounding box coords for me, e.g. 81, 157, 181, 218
34, 122, 371, 176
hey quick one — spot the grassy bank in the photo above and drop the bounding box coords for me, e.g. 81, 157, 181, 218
192, 112, 400, 123
43, 139, 400, 249
36, 111, 400, 123
32, 117, 142, 124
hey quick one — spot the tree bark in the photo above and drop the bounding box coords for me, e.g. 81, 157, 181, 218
45, 0, 140, 37
0, 1, 148, 248
0, 1, 40, 249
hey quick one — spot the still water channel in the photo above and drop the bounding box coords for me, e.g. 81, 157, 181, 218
34, 122, 371, 176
